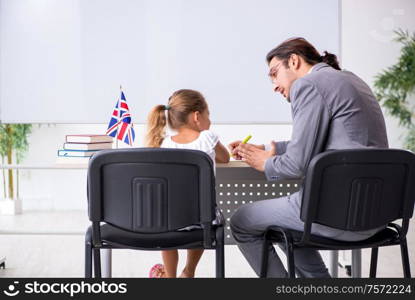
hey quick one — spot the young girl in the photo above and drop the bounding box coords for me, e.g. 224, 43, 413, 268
146, 89, 230, 278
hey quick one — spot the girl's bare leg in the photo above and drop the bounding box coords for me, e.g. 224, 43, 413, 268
180, 249, 204, 278
162, 250, 179, 278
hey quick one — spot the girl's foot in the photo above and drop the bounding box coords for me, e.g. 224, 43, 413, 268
179, 267, 195, 278
149, 264, 165, 278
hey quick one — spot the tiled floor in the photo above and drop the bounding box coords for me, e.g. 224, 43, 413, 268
0, 211, 413, 278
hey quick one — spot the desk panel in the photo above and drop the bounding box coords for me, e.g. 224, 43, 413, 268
216, 166, 301, 244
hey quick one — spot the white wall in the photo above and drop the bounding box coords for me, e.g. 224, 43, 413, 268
342, 0, 415, 148
0, 0, 339, 124
3, 0, 415, 210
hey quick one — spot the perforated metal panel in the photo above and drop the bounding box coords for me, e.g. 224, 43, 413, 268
216, 167, 301, 244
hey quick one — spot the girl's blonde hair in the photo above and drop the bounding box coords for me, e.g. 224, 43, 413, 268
145, 89, 208, 147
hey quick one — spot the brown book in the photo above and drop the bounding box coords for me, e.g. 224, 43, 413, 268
65, 134, 113, 143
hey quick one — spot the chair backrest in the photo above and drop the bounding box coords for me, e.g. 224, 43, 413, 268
300, 149, 415, 233
87, 148, 216, 234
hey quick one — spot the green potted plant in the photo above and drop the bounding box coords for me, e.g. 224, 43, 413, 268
374, 29, 415, 152
0, 123, 32, 214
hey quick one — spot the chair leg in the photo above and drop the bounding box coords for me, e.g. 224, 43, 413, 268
400, 238, 411, 278
260, 234, 270, 278
85, 240, 93, 278
369, 247, 378, 278
351, 249, 362, 278
286, 243, 295, 278
93, 248, 102, 278
215, 227, 225, 278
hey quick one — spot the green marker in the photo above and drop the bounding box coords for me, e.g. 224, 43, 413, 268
231, 135, 253, 158
242, 134, 252, 144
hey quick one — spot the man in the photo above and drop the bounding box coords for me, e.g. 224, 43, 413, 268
229, 37, 388, 277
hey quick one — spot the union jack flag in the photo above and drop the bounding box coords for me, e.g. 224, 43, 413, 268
106, 90, 135, 146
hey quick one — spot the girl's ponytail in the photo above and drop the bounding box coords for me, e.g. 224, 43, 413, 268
145, 104, 167, 147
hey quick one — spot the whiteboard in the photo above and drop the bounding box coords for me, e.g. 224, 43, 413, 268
0, 0, 340, 123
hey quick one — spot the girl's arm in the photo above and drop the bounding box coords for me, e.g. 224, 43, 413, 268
215, 141, 230, 163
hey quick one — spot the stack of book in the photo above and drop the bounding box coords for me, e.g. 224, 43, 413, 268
56, 134, 113, 164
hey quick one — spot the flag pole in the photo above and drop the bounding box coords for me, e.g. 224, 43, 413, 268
116, 85, 122, 149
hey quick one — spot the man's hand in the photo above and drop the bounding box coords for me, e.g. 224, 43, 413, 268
236, 141, 277, 171
228, 140, 243, 160
228, 140, 268, 160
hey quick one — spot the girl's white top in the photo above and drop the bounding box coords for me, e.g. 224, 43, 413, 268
161, 130, 219, 166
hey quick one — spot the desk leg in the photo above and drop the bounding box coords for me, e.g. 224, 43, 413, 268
328, 250, 338, 278
351, 249, 362, 278
0, 256, 5, 269
101, 249, 112, 278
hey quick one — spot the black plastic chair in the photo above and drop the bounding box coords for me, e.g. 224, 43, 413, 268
85, 148, 225, 278
260, 149, 415, 278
